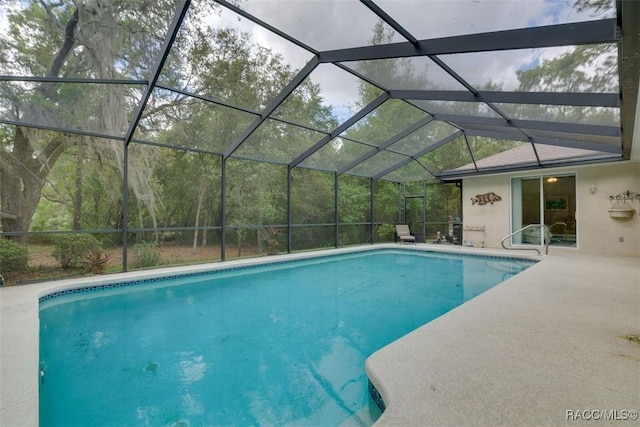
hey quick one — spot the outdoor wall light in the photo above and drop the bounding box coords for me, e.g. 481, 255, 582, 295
589, 184, 597, 194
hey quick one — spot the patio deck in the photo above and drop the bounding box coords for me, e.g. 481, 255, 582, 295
368, 250, 640, 426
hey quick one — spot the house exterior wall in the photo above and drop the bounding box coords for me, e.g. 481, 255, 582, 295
461, 161, 640, 257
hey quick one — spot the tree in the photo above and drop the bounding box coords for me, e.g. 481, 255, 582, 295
2, 1, 337, 244
140, 22, 337, 253
517, 45, 617, 93
0, 1, 166, 237
0, 0, 192, 239
338, 174, 371, 245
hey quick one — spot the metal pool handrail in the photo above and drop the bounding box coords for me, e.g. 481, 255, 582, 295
501, 224, 550, 255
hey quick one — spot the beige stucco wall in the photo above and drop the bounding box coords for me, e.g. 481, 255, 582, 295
461, 176, 511, 249
461, 161, 640, 257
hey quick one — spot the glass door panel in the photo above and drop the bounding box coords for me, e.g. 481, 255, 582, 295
511, 175, 576, 247
543, 175, 576, 247
521, 178, 542, 244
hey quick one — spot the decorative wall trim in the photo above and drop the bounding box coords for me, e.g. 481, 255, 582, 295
471, 192, 502, 205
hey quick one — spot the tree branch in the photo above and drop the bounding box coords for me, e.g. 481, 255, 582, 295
39, 6, 79, 99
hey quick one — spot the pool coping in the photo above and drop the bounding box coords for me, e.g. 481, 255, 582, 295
2, 244, 638, 426
37, 246, 537, 305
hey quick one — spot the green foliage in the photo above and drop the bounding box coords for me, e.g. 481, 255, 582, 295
426, 183, 461, 223
52, 234, 102, 269
517, 44, 617, 93
130, 241, 161, 269
376, 224, 396, 242
226, 159, 287, 227
339, 175, 371, 223
291, 169, 335, 224
0, 0, 221, 237
0, 239, 29, 273
374, 181, 400, 223
0, 0, 619, 267
84, 250, 111, 274
30, 196, 72, 231
291, 226, 335, 251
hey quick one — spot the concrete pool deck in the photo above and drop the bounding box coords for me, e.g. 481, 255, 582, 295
1, 244, 639, 426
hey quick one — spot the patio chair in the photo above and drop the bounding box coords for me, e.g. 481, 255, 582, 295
395, 224, 416, 244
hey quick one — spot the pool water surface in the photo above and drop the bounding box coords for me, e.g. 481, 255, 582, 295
39, 249, 533, 426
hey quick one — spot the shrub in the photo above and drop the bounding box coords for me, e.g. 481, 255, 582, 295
85, 250, 111, 274
377, 224, 396, 242
0, 238, 29, 273
130, 241, 161, 269
52, 234, 102, 269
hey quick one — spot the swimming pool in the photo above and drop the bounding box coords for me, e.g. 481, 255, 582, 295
39, 248, 535, 426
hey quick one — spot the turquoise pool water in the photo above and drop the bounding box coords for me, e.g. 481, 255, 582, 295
39, 249, 534, 426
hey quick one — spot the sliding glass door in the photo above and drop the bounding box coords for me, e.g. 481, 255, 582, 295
511, 175, 576, 247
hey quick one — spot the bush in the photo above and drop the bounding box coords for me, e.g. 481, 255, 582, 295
85, 250, 111, 274
377, 224, 396, 242
130, 241, 161, 269
0, 238, 29, 273
52, 234, 102, 269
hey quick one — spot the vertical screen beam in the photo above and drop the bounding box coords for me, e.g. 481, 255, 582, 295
287, 167, 292, 253
334, 173, 339, 248
370, 178, 375, 244
221, 158, 226, 261
122, 144, 129, 271
121, 0, 190, 270
397, 183, 402, 225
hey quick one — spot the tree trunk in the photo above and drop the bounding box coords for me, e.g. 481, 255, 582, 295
0, 128, 64, 242
200, 210, 209, 248
0, 155, 23, 242
192, 184, 205, 254
72, 142, 84, 230
236, 229, 244, 257
201, 209, 208, 247
1, 7, 79, 241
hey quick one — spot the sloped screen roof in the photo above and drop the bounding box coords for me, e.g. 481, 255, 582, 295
0, 0, 636, 183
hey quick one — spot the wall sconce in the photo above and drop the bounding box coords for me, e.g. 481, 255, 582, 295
589, 184, 597, 194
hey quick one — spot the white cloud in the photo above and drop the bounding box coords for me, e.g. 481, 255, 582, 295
235, 0, 405, 51
375, 0, 613, 38
207, 1, 614, 115
206, 5, 364, 117
0, 3, 17, 38
438, 45, 574, 91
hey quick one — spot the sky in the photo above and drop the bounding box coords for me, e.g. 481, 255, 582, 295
1, 0, 615, 122
208, 0, 614, 120
0, 5, 9, 37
